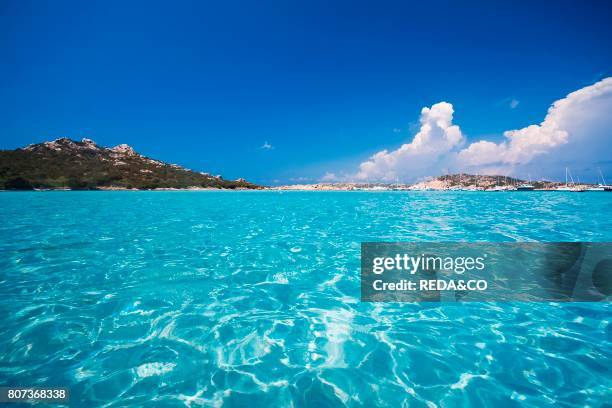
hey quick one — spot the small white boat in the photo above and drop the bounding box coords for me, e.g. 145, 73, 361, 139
516, 174, 534, 191
556, 168, 584, 192
593, 168, 612, 192
516, 183, 534, 191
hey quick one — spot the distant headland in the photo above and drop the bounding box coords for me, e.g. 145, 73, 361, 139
272, 173, 609, 192
0, 138, 260, 190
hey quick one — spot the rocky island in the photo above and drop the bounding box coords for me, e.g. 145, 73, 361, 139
0, 138, 259, 190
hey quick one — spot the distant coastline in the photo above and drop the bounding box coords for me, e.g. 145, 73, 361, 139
4, 177, 606, 192
1, 138, 609, 192
270, 173, 606, 192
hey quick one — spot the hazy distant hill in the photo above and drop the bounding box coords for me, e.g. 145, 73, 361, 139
0, 138, 259, 190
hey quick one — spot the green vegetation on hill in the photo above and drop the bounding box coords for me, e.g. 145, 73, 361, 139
0, 138, 259, 190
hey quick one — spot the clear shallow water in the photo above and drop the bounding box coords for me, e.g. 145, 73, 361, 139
0, 191, 610, 407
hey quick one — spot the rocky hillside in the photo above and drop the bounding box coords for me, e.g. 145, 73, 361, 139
0, 138, 259, 190
418, 174, 562, 190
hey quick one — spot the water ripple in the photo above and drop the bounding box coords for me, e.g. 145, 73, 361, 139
0, 191, 610, 406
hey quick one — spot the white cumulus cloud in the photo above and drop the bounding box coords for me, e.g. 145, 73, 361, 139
457, 77, 612, 173
354, 102, 465, 182
337, 77, 612, 182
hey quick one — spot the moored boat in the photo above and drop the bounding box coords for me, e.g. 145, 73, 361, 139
556, 168, 584, 192
516, 174, 535, 191
516, 183, 534, 191
595, 169, 612, 192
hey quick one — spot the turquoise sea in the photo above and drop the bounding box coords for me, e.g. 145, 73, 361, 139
0, 191, 610, 407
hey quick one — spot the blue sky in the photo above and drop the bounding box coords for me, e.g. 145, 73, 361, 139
1, 0, 611, 184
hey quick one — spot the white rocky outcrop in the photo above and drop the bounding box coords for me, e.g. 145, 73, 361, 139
80, 138, 99, 149
24, 137, 73, 151
25, 137, 100, 152
110, 144, 137, 156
